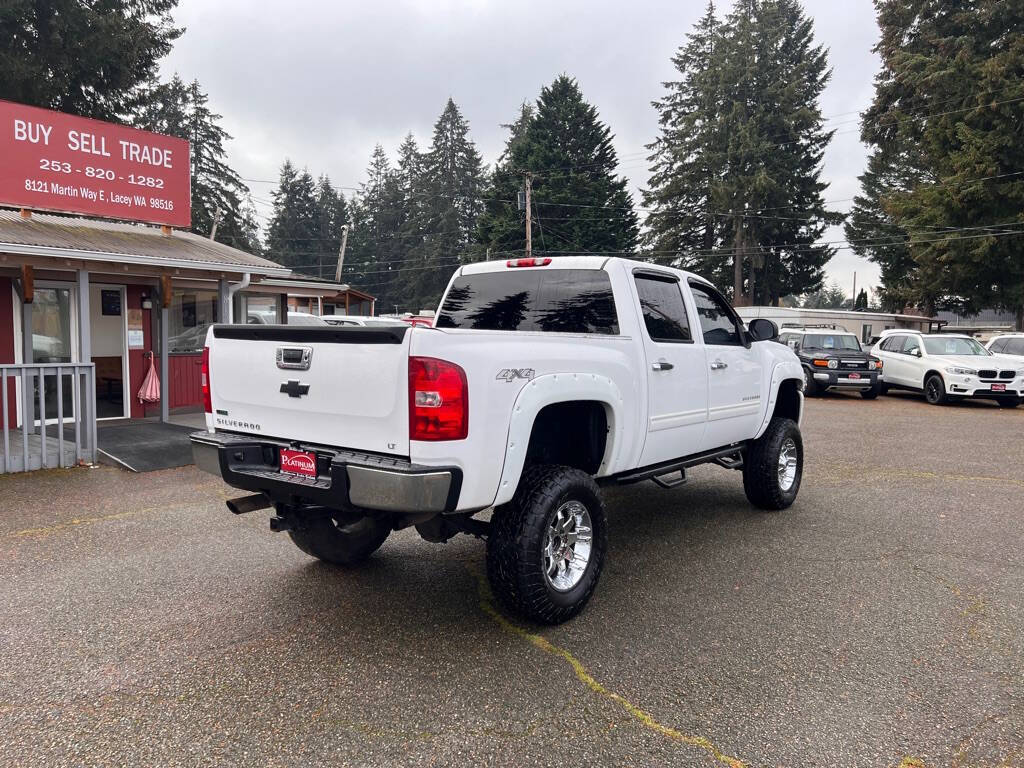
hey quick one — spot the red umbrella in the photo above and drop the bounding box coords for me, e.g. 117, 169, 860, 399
138, 353, 160, 404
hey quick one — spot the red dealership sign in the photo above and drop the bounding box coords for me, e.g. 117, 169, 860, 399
0, 100, 191, 228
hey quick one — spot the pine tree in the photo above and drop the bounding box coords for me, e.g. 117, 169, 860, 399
266, 160, 319, 269
859, 0, 1024, 328
311, 175, 348, 279
715, 0, 839, 304
0, 0, 181, 121
404, 99, 486, 311
644, 1, 726, 283
479, 76, 638, 257
844, 147, 920, 312
854, 288, 868, 310
134, 76, 260, 251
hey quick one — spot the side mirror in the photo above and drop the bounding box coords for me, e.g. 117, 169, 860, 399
747, 318, 778, 342
911, 348, 922, 357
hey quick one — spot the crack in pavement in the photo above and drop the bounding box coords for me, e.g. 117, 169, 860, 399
468, 566, 748, 768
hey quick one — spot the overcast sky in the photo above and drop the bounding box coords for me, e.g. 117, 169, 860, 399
161, 0, 883, 298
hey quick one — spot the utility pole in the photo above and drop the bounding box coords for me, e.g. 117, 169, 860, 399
208, 206, 223, 240
524, 173, 533, 258
852, 271, 857, 307
334, 225, 350, 282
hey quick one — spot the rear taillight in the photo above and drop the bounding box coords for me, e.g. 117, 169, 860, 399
201, 346, 212, 414
409, 356, 468, 441
506, 257, 552, 268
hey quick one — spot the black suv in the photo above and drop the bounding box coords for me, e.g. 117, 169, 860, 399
777, 326, 883, 398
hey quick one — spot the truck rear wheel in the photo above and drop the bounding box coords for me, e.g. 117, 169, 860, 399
487, 465, 607, 625
743, 417, 803, 510
288, 509, 391, 566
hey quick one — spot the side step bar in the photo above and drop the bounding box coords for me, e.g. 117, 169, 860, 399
607, 444, 745, 486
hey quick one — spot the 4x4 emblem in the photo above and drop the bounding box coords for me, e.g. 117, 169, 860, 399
496, 368, 535, 382
280, 380, 310, 398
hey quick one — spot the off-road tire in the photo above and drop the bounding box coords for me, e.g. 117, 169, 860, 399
743, 417, 803, 511
998, 397, 1020, 409
487, 465, 607, 625
861, 381, 882, 399
879, 382, 890, 395
803, 367, 820, 397
924, 374, 948, 405
288, 509, 391, 566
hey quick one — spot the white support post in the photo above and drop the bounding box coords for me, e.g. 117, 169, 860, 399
77, 270, 93, 452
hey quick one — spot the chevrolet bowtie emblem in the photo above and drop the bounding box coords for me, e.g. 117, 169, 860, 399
280, 380, 310, 398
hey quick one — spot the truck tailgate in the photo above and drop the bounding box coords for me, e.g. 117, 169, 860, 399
209, 325, 410, 456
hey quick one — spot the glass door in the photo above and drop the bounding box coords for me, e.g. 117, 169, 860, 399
30, 286, 76, 424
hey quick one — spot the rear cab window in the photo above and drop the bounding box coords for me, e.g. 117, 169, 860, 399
435, 268, 619, 334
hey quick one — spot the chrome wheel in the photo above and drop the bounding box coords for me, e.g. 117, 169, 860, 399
777, 437, 798, 492
542, 500, 593, 592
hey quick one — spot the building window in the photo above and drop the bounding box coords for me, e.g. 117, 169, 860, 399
168, 289, 218, 353
240, 293, 281, 325
861, 323, 873, 344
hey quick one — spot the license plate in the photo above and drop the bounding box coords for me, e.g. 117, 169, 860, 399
991, 383, 1006, 392
280, 449, 317, 477
847, 372, 861, 379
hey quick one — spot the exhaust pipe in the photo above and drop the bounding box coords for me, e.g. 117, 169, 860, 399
226, 493, 271, 515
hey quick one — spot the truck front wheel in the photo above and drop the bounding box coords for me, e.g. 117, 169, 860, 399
743, 417, 803, 510
487, 465, 607, 625
288, 508, 391, 566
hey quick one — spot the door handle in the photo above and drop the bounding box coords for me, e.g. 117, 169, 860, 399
651, 360, 674, 371
710, 360, 728, 371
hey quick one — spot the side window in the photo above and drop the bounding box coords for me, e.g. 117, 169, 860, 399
989, 338, 1006, 353
881, 335, 903, 352
689, 283, 742, 346
634, 274, 692, 342
1007, 339, 1024, 356
902, 335, 922, 355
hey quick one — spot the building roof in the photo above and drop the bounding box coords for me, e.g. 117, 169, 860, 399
0, 208, 289, 275
736, 305, 933, 322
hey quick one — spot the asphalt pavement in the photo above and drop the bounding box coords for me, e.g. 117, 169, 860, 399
1, 391, 1021, 767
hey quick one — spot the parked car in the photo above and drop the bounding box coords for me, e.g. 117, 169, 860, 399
321, 315, 407, 327
986, 333, 1024, 362
777, 326, 882, 398
871, 330, 1022, 407
191, 256, 806, 624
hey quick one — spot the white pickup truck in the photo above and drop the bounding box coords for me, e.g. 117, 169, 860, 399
191, 256, 805, 623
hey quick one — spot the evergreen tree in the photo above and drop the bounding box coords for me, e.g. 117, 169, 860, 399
266, 160, 319, 268
844, 147, 920, 312
479, 76, 638, 257
343, 145, 404, 306
393, 99, 486, 312
311, 175, 349, 279
647, 0, 839, 304
717, 0, 839, 304
134, 76, 260, 251
854, 288, 868, 310
802, 282, 846, 309
0, 0, 181, 121
858, 0, 1024, 327
644, 1, 727, 283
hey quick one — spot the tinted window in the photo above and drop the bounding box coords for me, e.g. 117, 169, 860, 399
989, 338, 1006, 353
1006, 339, 1024, 355
634, 275, 691, 342
436, 269, 619, 334
881, 335, 903, 351
689, 283, 742, 345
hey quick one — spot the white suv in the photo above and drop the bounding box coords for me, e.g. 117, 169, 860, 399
986, 333, 1024, 363
870, 331, 1022, 407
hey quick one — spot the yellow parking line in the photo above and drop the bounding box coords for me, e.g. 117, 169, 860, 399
473, 571, 747, 768
8, 508, 151, 539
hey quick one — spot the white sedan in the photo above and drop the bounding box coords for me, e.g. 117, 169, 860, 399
870, 331, 1021, 407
